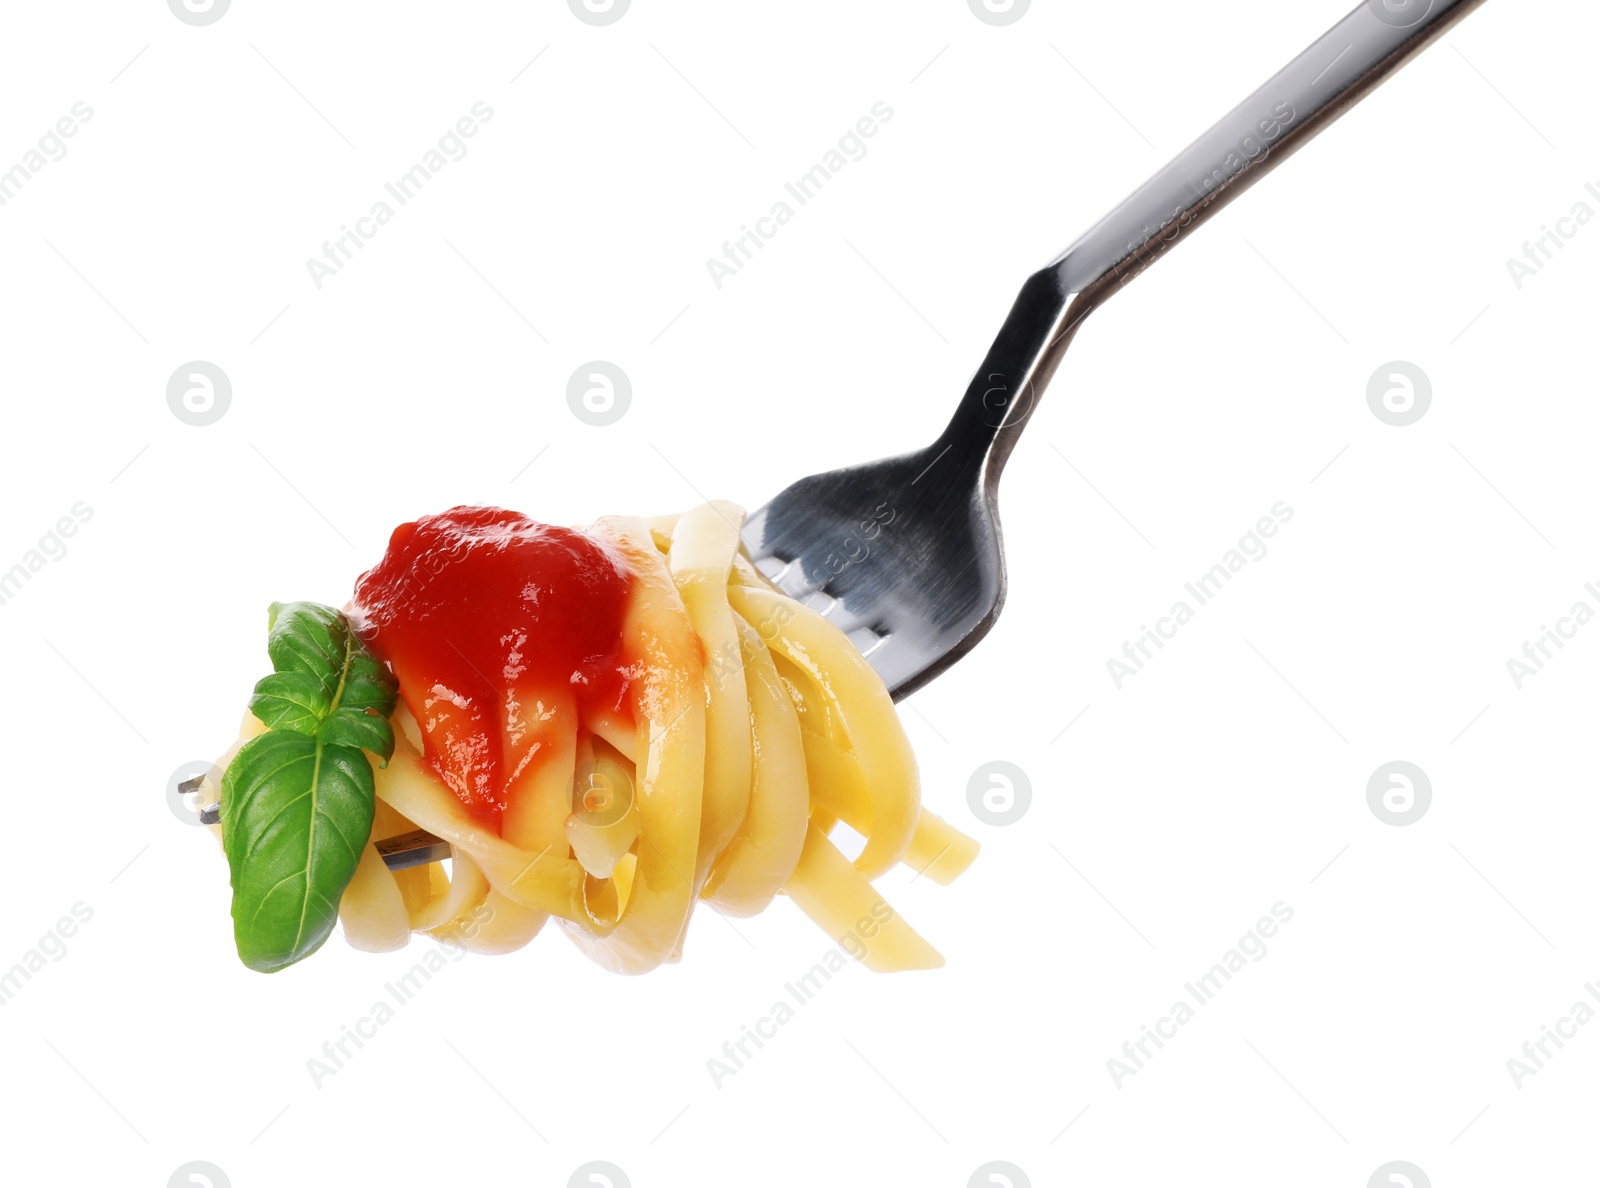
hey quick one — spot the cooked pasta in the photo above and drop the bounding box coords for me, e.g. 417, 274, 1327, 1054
206, 502, 977, 974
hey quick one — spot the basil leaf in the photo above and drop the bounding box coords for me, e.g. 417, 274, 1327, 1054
316, 711, 395, 759
221, 601, 399, 973
222, 732, 375, 972
264, 601, 347, 682
247, 671, 331, 734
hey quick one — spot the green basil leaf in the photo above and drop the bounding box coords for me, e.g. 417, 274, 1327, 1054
316, 711, 395, 760
264, 601, 347, 688
222, 732, 375, 973
247, 671, 332, 734
220, 600, 400, 973
339, 661, 398, 714
222, 739, 377, 973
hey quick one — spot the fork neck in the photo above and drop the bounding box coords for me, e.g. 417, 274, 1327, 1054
938, 0, 1487, 492
936, 268, 1085, 492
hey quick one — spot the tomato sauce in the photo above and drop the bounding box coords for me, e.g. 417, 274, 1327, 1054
351, 506, 633, 829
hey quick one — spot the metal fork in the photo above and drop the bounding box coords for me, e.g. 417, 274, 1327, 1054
745, 0, 1486, 700
231, 0, 1484, 870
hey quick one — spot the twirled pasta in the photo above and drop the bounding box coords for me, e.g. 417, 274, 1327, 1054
209, 502, 977, 973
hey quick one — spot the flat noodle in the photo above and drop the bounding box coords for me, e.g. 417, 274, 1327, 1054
442, 888, 549, 955
213, 502, 979, 973
725, 557, 920, 880
338, 832, 411, 953
558, 516, 706, 973
701, 617, 809, 916
784, 822, 943, 972
665, 502, 751, 891
903, 809, 982, 886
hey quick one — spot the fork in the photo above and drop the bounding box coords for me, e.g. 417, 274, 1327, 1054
283, 0, 1486, 870
746, 0, 1487, 700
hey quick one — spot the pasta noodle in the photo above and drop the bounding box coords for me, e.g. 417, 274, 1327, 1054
207, 502, 977, 973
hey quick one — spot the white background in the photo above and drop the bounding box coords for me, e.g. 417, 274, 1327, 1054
1, 1, 1594, 1185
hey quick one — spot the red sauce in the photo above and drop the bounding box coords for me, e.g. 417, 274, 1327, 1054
351, 506, 633, 829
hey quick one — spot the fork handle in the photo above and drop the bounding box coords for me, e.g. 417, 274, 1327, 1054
944, 0, 1489, 482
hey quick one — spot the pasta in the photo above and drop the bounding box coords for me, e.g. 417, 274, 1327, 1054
206, 502, 977, 974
